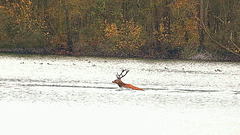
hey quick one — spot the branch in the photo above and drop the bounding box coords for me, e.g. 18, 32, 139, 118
214, 16, 240, 50
201, 21, 240, 57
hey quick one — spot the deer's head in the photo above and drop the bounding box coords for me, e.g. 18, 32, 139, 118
112, 69, 129, 86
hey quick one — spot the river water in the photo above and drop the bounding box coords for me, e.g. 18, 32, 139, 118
0, 54, 239, 135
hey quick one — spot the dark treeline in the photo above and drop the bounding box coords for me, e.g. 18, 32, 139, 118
0, 0, 240, 60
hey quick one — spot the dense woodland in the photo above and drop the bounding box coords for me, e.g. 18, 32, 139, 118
0, 0, 240, 60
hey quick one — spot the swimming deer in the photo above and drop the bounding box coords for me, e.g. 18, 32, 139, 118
112, 69, 144, 91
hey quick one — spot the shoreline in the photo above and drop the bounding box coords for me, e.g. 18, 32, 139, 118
0, 49, 239, 62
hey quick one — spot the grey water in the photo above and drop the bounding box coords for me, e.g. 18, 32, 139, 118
0, 53, 240, 135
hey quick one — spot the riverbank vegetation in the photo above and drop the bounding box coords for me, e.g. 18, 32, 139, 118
0, 0, 240, 61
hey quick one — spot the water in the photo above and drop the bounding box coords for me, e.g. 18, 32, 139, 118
0, 54, 240, 135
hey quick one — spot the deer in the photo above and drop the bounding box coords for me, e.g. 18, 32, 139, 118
112, 69, 144, 91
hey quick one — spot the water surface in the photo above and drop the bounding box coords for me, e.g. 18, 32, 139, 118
0, 54, 239, 135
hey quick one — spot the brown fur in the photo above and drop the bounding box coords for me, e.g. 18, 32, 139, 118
112, 79, 144, 91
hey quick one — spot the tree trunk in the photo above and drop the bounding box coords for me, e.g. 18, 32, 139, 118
199, 0, 205, 49
66, 9, 73, 52
62, 0, 73, 52
163, 0, 171, 44
152, 0, 161, 51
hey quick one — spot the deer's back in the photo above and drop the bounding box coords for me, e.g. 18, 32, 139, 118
123, 84, 144, 90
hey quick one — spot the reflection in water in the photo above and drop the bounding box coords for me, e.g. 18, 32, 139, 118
0, 54, 240, 135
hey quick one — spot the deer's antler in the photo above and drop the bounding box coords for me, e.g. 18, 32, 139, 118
116, 69, 129, 79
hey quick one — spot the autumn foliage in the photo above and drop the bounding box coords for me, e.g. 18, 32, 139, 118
0, 0, 239, 59
105, 19, 145, 56
0, 0, 49, 52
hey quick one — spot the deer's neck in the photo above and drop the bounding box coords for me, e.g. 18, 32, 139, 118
117, 80, 126, 87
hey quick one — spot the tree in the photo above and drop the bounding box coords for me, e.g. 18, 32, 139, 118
62, 0, 73, 52
0, 0, 239, 59
0, 0, 50, 52
199, 0, 204, 48
203, 0, 240, 57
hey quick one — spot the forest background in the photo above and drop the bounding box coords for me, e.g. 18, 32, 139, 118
0, 0, 240, 61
